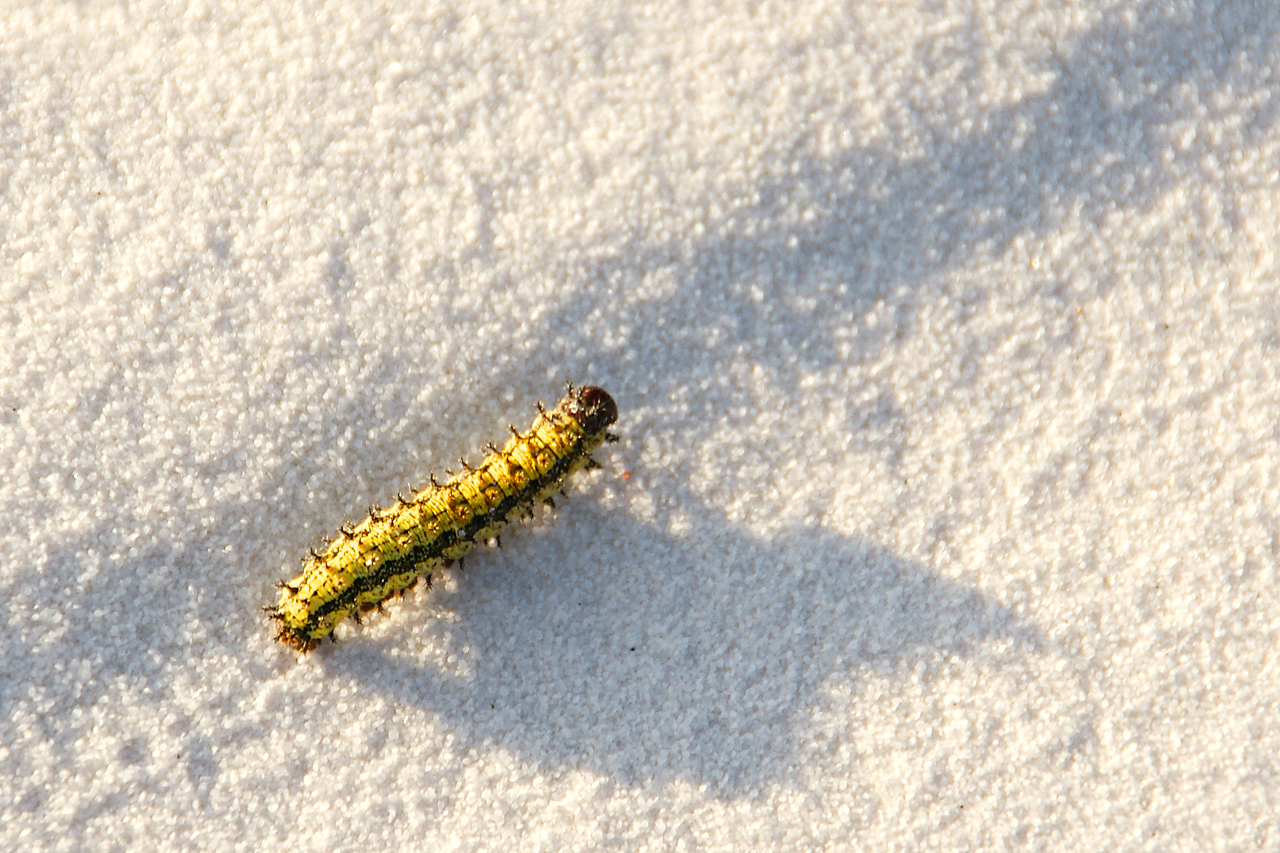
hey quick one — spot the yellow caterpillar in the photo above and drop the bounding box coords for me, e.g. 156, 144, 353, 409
267, 385, 618, 652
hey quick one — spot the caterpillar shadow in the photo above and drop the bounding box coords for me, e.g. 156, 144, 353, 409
325, 498, 1042, 798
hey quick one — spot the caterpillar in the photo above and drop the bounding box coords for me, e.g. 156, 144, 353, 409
267, 384, 618, 652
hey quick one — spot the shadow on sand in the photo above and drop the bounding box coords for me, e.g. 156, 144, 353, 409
322, 495, 1042, 798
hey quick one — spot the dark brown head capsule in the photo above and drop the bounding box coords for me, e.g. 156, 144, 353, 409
566, 386, 618, 435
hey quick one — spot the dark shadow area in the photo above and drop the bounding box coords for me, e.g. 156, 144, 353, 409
0, 485, 292, 823
0, 347, 451, 833
324, 493, 1043, 798
516, 0, 1280, 422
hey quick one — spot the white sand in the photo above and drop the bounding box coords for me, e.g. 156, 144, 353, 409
3, 1, 1279, 849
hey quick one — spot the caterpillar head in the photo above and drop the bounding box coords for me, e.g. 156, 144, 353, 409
565, 385, 617, 436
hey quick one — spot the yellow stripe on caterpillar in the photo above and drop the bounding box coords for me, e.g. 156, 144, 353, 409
266, 384, 618, 652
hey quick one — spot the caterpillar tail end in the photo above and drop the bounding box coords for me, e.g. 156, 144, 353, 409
275, 623, 324, 653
